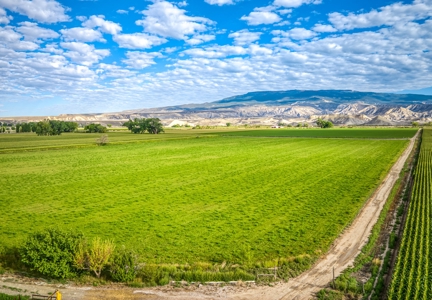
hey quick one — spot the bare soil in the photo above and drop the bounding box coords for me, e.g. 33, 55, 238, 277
0, 132, 418, 300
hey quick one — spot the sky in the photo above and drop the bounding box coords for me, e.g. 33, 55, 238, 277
0, 0, 432, 116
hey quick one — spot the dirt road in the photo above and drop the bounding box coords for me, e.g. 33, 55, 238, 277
0, 132, 418, 300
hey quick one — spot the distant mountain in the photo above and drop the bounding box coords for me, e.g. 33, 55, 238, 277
3, 90, 432, 126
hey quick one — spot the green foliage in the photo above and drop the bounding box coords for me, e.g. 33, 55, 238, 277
316, 118, 334, 128
388, 129, 432, 299
0, 293, 30, 300
411, 121, 419, 127
110, 247, 139, 282
123, 118, 164, 134
20, 228, 84, 279
74, 237, 115, 278
84, 123, 107, 133
316, 289, 344, 300
35, 120, 78, 136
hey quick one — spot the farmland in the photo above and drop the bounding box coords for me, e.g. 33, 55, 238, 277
0, 133, 409, 265
388, 128, 432, 299
222, 128, 417, 139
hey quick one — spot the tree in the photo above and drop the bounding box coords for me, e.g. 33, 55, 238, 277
123, 118, 164, 134
84, 123, 107, 133
20, 229, 84, 279
412, 121, 419, 127
35, 120, 53, 136
96, 134, 109, 146
316, 118, 334, 128
74, 237, 115, 278
226, 122, 231, 127
145, 118, 164, 134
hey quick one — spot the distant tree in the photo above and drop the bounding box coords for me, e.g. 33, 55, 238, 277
316, 118, 334, 128
107, 124, 112, 128
35, 120, 53, 136
84, 123, 107, 133
123, 118, 164, 134
303, 123, 309, 127
411, 121, 419, 127
146, 118, 164, 134
226, 122, 231, 127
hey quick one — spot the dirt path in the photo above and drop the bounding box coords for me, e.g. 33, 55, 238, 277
0, 131, 419, 300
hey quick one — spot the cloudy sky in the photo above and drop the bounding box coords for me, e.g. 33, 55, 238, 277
1, 0, 432, 116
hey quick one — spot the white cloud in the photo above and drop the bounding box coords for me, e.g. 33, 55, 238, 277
60, 27, 105, 42
122, 51, 163, 69
16, 22, 59, 41
116, 10, 128, 14
0, 7, 12, 24
82, 15, 122, 35
313, 24, 337, 33
61, 42, 110, 66
136, 1, 214, 40
113, 33, 167, 49
329, 1, 432, 30
241, 10, 281, 26
186, 34, 215, 45
0, 26, 39, 51
273, 28, 317, 40
204, 0, 234, 5
229, 29, 262, 45
0, 0, 70, 23
273, 0, 321, 8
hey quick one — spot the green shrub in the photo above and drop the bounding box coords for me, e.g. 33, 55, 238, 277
20, 228, 83, 279
110, 247, 139, 282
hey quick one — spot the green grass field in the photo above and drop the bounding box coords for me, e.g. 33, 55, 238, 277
222, 128, 417, 139
0, 135, 408, 265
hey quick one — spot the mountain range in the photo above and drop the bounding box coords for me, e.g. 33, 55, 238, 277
3, 90, 432, 126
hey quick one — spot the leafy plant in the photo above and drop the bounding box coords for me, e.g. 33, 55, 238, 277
20, 229, 83, 279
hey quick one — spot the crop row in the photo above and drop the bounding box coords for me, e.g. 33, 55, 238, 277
388, 129, 432, 299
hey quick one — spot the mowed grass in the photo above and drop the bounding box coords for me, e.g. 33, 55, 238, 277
0, 136, 408, 264
222, 128, 418, 139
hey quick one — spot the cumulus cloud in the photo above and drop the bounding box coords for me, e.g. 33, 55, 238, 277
82, 15, 122, 35
113, 33, 167, 49
329, 1, 432, 30
16, 21, 59, 41
60, 27, 105, 42
0, 7, 12, 24
313, 24, 337, 33
0, 0, 70, 23
273, 0, 321, 8
186, 34, 215, 45
273, 28, 317, 40
204, 0, 234, 5
241, 9, 281, 26
228, 29, 262, 45
60, 42, 110, 66
122, 51, 163, 69
0, 26, 39, 51
136, 1, 214, 40
116, 10, 128, 14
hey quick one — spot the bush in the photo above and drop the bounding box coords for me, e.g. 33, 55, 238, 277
20, 229, 83, 279
110, 247, 139, 282
0, 293, 30, 300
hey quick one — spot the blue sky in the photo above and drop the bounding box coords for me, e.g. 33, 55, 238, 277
0, 0, 431, 116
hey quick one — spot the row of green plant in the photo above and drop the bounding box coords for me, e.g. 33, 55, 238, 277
316, 130, 420, 300
388, 129, 432, 299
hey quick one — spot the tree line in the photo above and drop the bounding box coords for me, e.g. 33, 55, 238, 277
14, 120, 79, 135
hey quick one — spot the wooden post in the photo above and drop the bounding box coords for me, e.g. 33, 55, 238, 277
332, 267, 335, 289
